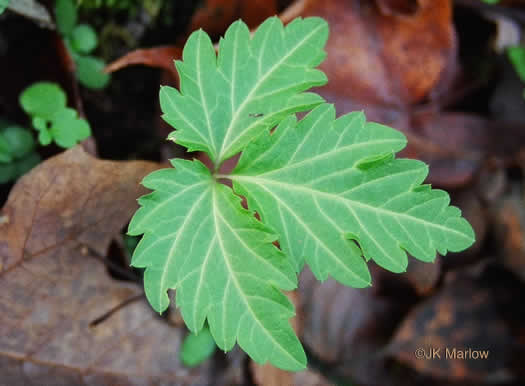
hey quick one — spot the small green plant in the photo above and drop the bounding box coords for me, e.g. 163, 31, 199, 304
55, 0, 110, 89
20, 82, 91, 148
0, 121, 40, 183
129, 17, 475, 370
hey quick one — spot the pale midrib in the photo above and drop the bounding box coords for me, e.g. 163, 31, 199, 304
334, 114, 361, 148
257, 19, 273, 77
196, 33, 216, 158
230, 25, 238, 121
343, 197, 401, 270
163, 90, 209, 145
211, 188, 302, 367
337, 167, 422, 195
191, 232, 216, 331
231, 176, 472, 242
133, 182, 207, 232
250, 138, 405, 178
255, 183, 370, 286
158, 186, 211, 305
393, 215, 430, 257
217, 23, 325, 162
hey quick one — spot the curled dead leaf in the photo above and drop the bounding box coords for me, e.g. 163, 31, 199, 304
105, 46, 183, 79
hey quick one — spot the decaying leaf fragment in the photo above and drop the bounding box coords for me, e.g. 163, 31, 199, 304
0, 147, 213, 384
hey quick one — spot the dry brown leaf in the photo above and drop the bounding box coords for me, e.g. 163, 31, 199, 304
398, 258, 442, 296
0, 147, 218, 384
492, 186, 525, 283
105, 0, 277, 77
105, 0, 278, 77
292, 370, 335, 386
252, 366, 335, 386
376, 0, 420, 16
387, 275, 518, 383
398, 113, 487, 188
105, 46, 183, 79
298, 268, 412, 385
0, 146, 158, 268
279, 0, 486, 189
189, 0, 278, 40
289, 0, 456, 108
280, 0, 525, 189
280, 0, 512, 189
401, 113, 525, 188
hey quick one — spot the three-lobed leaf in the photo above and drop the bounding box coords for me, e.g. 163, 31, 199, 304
130, 16, 475, 371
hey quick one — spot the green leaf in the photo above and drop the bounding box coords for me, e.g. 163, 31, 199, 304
131, 16, 475, 371
0, 150, 40, 183
20, 82, 67, 119
71, 24, 98, 54
0, 134, 13, 163
32, 116, 48, 131
507, 45, 525, 84
160, 16, 328, 163
38, 128, 52, 146
50, 108, 91, 148
0, 0, 9, 15
128, 159, 305, 371
0, 125, 35, 165
2, 126, 36, 159
76, 55, 111, 89
231, 104, 475, 283
0, 162, 15, 183
55, 0, 77, 36
181, 326, 217, 367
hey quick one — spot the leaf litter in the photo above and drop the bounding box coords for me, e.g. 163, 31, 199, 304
3, 0, 525, 384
